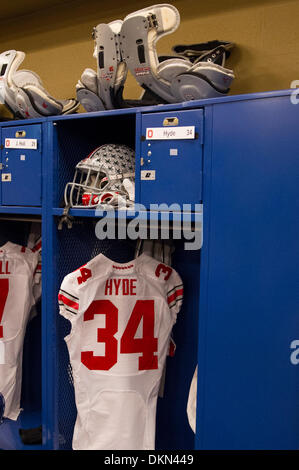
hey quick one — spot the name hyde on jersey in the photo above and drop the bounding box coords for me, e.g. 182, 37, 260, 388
76, 267, 138, 296
105, 278, 137, 296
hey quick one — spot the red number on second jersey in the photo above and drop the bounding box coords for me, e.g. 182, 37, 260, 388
77, 267, 92, 285
0, 278, 9, 339
120, 300, 158, 370
81, 300, 118, 370
155, 263, 172, 281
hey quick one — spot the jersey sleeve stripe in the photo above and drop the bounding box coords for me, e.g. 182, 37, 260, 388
167, 287, 184, 306
58, 299, 78, 315
61, 306, 78, 316
58, 292, 79, 311
167, 283, 183, 296
168, 296, 183, 309
168, 294, 183, 306
59, 288, 79, 301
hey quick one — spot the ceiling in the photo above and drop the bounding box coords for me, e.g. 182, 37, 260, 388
0, 0, 75, 21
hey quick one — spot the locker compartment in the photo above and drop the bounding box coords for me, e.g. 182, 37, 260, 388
51, 114, 136, 208
138, 109, 204, 209
52, 219, 199, 450
0, 219, 42, 450
1, 125, 42, 207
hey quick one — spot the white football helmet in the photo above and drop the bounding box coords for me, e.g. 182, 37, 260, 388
64, 144, 135, 209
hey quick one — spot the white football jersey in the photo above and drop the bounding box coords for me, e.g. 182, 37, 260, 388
58, 253, 183, 450
0, 241, 39, 421
187, 365, 198, 433
26, 222, 42, 305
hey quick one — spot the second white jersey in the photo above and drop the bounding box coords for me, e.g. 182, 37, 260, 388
187, 365, 198, 433
0, 241, 39, 421
58, 253, 183, 450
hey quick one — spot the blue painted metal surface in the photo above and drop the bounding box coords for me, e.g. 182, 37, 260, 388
1, 124, 42, 206
156, 244, 200, 450
40, 120, 57, 450
197, 95, 299, 450
47, 88, 295, 124
138, 109, 204, 208
0, 206, 41, 215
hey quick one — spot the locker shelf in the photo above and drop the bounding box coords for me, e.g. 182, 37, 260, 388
0, 206, 42, 215
52, 207, 202, 227
53, 207, 135, 218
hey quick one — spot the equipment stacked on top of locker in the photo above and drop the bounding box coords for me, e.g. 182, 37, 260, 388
0, 50, 79, 119
76, 3, 235, 112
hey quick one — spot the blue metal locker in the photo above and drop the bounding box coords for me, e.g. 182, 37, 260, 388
197, 94, 299, 450
0, 90, 294, 451
1, 124, 42, 206
138, 109, 204, 208
44, 92, 299, 450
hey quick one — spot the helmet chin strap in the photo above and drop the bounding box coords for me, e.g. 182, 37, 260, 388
0, 49, 79, 119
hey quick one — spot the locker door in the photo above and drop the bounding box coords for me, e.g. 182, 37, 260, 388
139, 109, 203, 208
198, 96, 299, 450
1, 124, 42, 206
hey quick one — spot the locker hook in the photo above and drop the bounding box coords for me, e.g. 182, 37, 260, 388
58, 205, 74, 230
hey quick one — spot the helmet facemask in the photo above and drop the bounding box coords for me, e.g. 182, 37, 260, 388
64, 144, 135, 209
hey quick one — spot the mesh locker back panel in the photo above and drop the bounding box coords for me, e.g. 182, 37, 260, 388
55, 219, 136, 449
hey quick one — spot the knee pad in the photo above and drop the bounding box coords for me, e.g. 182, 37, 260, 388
0, 50, 79, 119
